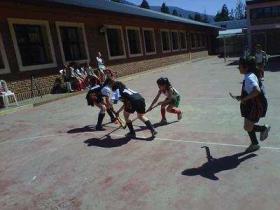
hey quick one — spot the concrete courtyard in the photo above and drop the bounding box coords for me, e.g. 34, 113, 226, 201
0, 57, 280, 210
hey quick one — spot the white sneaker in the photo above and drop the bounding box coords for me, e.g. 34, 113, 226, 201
260, 125, 271, 141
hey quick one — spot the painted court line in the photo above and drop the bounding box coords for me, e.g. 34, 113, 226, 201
2, 132, 280, 151
111, 134, 280, 151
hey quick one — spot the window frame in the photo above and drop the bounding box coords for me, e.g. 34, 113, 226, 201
8, 18, 57, 72
142, 27, 156, 55
56, 21, 90, 64
105, 25, 126, 60
191, 33, 196, 49
171, 30, 180, 52
179, 30, 187, 51
0, 33, 10, 74
125, 26, 143, 58
160, 29, 171, 53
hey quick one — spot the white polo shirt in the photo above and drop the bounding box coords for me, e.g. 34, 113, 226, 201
244, 73, 259, 94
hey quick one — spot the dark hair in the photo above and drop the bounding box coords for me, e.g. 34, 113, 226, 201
239, 56, 259, 76
86, 90, 95, 106
103, 77, 114, 86
157, 77, 171, 87
112, 81, 126, 92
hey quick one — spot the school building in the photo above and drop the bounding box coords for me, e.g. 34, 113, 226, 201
0, 0, 219, 99
247, 0, 280, 54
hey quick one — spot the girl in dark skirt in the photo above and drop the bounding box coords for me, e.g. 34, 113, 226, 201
112, 81, 157, 138
235, 57, 270, 152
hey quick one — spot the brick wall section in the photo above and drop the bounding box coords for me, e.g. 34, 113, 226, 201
6, 51, 208, 100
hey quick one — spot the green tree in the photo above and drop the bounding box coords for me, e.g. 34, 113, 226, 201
161, 2, 170, 14
172, 9, 179, 16
140, 0, 150, 9
234, 0, 246, 19
188, 14, 194, 20
202, 10, 209, 23
194, 12, 202, 21
215, 4, 230, 22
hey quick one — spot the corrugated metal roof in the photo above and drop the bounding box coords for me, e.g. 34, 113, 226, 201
42, 0, 219, 29
215, 19, 247, 30
217, 29, 245, 39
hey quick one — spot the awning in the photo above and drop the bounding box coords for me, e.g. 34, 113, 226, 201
217, 28, 246, 39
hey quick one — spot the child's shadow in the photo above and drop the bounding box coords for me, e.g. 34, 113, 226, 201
133, 120, 179, 132
84, 135, 131, 148
181, 146, 257, 181
67, 122, 113, 134
84, 135, 154, 148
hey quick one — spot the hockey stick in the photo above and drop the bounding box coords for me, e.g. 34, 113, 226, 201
229, 92, 240, 101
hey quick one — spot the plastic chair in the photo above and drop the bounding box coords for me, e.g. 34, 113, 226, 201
0, 80, 19, 107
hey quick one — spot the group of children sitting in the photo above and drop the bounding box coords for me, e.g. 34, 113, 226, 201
86, 76, 183, 138
52, 52, 115, 94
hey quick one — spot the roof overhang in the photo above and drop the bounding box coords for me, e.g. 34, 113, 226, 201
217, 28, 247, 39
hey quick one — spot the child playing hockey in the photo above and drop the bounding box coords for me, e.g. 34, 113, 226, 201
147, 77, 182, 125
233, 56, 270, 152
112, 81, 157, 138
86, 78, 118, 130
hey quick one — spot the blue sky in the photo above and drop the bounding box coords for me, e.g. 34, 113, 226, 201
128, 0, 246, 15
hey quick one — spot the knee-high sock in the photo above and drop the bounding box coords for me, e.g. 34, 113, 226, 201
96, 113, 105, 128
144, 120, 155, 132
127, 122, 135, 134
247, 131, 259, 145
253, 125, 266, 132
107, 109, 116, 121
161, 108, 166, 120
167, 107, 181, 114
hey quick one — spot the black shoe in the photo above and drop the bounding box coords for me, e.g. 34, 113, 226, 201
151, 130, 158, 137
245, 144, 260, 153
126, 132, 136, 138
96, 126, 105, 131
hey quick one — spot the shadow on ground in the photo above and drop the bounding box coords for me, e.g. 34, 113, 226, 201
67, 122, 114, 133
133, 120, 179, 132
84, 134, 154, 148
181, 146, 257, 181
227, 60, 239, 66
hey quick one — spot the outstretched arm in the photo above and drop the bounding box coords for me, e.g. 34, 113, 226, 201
147, 91, 161, 111
158, 89, 173, 106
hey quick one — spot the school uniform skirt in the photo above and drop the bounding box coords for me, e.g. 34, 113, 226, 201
240, 95, 267, 123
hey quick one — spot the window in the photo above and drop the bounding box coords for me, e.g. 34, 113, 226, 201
272, 7, 278, 17
142, 28, 156, 55
200, 34, 204, 47
171, 31, 179, 51
161, 30, 171, 53
0, 34, 10, 74
8, 18, 56, 71
126, 27, 143, 57
191, 33, 195, 48
105, 25, 126, 60
264, 7, 272, 18
196, 34, 200, 48
179, 31, 187, 50
251, 6, 280, 19
56, 22, 89, 63
202, 35, 206, 47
